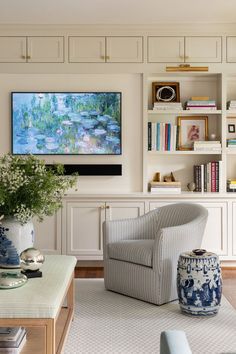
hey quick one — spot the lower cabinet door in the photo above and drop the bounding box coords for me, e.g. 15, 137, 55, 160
149, 201, 228, 256
64, 202, 105, 260
105, 201, 145, 220
33, 210, 62, 255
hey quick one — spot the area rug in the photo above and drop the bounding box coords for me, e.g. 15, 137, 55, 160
64, 279, 236, 354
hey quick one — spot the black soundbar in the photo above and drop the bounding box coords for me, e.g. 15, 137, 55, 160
47, 164, 122, 176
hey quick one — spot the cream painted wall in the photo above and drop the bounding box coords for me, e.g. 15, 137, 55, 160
0, 73, 142, 193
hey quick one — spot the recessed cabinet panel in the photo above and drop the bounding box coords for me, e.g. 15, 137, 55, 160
33, 211, 62, 254
185, 37, 222, 63
0, 37, 26, 62
106, 202, 145, 220
232, 202, 236, 255
106, 37, 143, 63
27, 36, 64, 63
66, 202, 105, 258
68, 36, 106, 63
147, 36, 184, 63
149, 201, 227, 256
226, 37, 236, 63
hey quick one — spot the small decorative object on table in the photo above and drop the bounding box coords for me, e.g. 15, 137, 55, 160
0, 272, 27, 289
20, 247, 45, 278
177, 249, 222, 316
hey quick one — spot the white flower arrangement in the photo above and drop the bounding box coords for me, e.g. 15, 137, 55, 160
0, 154, 77, 224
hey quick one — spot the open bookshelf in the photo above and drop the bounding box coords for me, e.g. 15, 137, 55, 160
143, 72, 226, 194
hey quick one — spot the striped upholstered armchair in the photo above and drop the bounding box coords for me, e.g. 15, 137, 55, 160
103, 203, 208, 305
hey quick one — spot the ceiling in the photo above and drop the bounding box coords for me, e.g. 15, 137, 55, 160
0, 0, 236, 25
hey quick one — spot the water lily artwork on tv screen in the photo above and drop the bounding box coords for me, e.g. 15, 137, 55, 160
11, 92, 121, 155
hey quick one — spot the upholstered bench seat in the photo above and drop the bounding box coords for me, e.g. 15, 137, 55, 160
0, 255, 77, 318
108, 240, 154, 267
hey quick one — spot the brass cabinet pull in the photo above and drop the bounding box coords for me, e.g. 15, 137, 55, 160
22, 55, 26, 59
106, 55, 110, 60
101, 55, 105, 60
26, 55, 31, 59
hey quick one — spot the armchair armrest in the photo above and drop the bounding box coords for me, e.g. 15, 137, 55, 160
153, 216, 207, 272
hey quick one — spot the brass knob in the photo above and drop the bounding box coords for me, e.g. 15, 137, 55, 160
106, 55, 110, 60
101, 55, 105, 60
106, 205, 110, 209
22, 55, 26, 59
26, 55, 31, 59
100, 205, 106, 209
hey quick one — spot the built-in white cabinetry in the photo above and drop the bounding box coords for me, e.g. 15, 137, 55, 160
27, 37, 64, 63
63, 200, 145, 260
33, 210, 62, 255
0, 36, 64, 63
68, 37, 105, 63
226, 37, 236, 63
148, 37, 184, 63
148, 36, 221, 63
0, 37, 26, 62
232, 202, 236, 256
68, 36, 143, 63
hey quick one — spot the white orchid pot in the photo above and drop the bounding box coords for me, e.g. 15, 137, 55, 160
0, 217, 34, 268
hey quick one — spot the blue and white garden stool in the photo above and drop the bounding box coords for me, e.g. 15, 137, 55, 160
177, 249, 222, 316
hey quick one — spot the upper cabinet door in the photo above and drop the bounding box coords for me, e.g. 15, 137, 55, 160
68, 36, 106, 63
0, 37, 26, 62
27, 36, 64, 63
185, 36, 222, 63
226, 37, 236, 63
106, 36, 143, 63
147, 36, 184, 63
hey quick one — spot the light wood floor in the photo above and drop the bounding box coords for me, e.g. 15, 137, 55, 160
75, 264, 236, 309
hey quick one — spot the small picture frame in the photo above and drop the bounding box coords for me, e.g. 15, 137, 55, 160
228, 124, 235, 133
177, 116, 208, 150
152, 82, 180, 105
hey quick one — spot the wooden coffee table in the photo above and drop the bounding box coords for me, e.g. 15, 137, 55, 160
0, 255, 77, 354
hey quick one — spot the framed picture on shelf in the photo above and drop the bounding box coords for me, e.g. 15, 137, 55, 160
177, 116, 208, 150
228, 124, 236, 133
152, 82, 180, 104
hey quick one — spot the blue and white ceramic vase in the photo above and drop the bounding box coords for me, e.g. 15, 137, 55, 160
177, 249, 222, 316
0, 217, 34, 268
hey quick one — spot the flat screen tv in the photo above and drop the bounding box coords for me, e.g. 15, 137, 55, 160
11, 92, 121, 155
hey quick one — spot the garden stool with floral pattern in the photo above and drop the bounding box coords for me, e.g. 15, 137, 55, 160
177, 249, 222, 316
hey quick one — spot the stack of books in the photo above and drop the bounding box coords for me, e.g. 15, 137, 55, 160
185, 98, 217, 110
193, 161, 222, 192
148, 122, 178, 151
0, 327, 26, 353
227, 179, 236, 192
153, 102, 183, 111
227, 139, 236, 149
227, 100, 236, 110
193, 141, 221, 152
150, 181, 181, 194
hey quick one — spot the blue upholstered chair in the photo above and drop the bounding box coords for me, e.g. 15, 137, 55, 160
160, 330, 192, 354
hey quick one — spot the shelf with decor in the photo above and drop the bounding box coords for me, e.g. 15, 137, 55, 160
143, 72, 225, 194
226, 75, 236, 191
